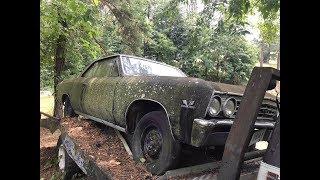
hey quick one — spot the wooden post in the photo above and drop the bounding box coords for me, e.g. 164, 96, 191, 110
217, 67, 280, 180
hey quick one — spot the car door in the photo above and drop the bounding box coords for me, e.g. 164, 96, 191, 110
69, 61, 99, 113
81, 57, 120, 123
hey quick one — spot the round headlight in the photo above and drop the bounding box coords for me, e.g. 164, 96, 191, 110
208, 96, 221, 117
223, 98, 236, 117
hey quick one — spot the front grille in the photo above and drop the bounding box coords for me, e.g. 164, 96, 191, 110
234, 99, 278, 121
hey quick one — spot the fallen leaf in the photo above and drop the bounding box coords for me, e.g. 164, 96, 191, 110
108, 159, 121, 166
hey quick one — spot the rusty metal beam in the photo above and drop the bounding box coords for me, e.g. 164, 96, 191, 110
217, 67, 280, 180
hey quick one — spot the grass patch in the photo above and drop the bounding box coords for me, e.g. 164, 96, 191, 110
41, 95, 54, 116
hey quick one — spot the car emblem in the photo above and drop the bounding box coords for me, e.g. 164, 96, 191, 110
182, 100, 195, 109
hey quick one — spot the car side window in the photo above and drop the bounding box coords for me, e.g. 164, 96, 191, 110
82, 62, 98, 77
82, 58, 119, 78
108, 59, 119, 77
94, 58, 119, 77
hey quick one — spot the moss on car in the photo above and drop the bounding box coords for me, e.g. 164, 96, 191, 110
57, 54, 278, 175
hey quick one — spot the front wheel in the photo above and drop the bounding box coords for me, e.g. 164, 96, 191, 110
132, 111, 181, 175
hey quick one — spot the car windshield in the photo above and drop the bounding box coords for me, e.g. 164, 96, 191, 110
121, 56, 187, 77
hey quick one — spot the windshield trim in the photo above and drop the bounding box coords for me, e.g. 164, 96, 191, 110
119, 55, 187, 77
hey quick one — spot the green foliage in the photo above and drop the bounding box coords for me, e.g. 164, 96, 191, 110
41, 0, 264, 90
180, 11, 258, 84
145, 1, 258, 84
143, 0, 185, 64
256, 0, 280, 19
227, 0, 280, 43
229, 0, 280, 20
228, 0, 279, 65
229, 0, 251, 21
258, 17, 279, 45
100, 0, 149, 55
40, 0, 104, 89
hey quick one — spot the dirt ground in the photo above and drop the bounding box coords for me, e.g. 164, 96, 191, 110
61, 118, 155, 179
40, 128, 62, 180
40, 118, 155, 180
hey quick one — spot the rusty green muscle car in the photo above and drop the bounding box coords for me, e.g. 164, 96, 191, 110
57, 54, 278, 175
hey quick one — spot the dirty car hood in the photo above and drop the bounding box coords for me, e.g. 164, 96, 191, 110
164, 76, 276, 100
209, 81, 276, 100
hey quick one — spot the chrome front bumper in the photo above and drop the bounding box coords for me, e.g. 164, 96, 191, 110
190, 118, 274, 147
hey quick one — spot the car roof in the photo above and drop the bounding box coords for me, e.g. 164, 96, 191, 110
97, 54, 166, 65
95, 54, 184, 73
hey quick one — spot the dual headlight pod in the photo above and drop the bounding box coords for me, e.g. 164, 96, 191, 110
222, 97, 237, 117
207, 96, 221, 117
207, 96, 237, 118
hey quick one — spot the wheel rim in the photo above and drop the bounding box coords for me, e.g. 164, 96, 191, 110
58, 146, 66, 171
142, 127, 163, 161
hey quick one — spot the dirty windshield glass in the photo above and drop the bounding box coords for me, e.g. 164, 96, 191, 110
121, 57, 187, 77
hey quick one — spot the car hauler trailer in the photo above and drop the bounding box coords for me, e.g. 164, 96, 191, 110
40, 67, 280, 180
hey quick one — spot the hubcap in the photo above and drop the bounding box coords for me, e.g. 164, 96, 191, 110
142, 128, 162, 161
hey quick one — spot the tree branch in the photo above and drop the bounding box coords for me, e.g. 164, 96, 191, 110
92, 36, 109, 56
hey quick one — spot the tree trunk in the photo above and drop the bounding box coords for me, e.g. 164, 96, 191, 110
143, 3, 151, 57
263, 44, 270, 64
204, 66, 208, 79
53, 34, 67, 118
259, 45, 264, 67
93, 36, 108, 56
53, 8, 68, 118
216, 61, 220, 81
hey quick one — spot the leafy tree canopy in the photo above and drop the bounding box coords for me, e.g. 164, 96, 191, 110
41, 0, 279, 92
